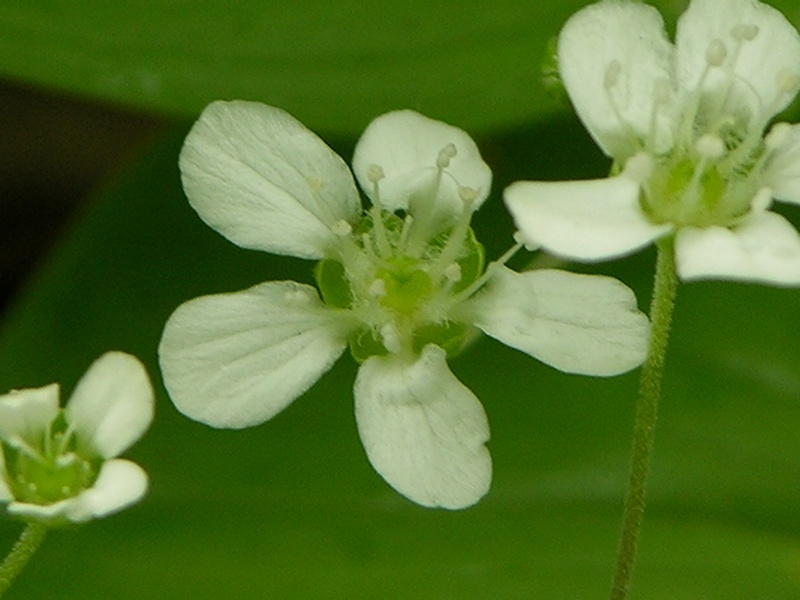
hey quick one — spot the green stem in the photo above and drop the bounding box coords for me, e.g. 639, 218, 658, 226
609, 237, 679, 600
0, 523, 48, 597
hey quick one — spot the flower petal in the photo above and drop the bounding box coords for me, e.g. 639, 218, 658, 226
504, 174, 670, 261
159, 281, 353, 429
764, 123, 800, 204
180, 101, 362, 259
7, 459, 148, 525
676, 0, 800, 125
351, 110, 492, 219
464, 266, 649, 376
354, 345, 491, 509
0, 384, 59, 446
66, 352, 154, 459
558, 0, 674, 158
675, 211, 800, 285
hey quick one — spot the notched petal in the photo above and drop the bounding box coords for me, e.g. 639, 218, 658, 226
465, 266, 649, 376
159, 281, 353, 429
180, 100, 362, 259
676, 211, 800, 285
354, 346, 491, 510
66, 352, 154, 459
504, 174, 670, 261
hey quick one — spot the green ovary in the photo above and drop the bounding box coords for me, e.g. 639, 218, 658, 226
375, 258, 433, 315
2, 440, 97, 506
643, 156, 757, 227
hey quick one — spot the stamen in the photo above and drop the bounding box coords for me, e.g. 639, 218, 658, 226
458, 186, 478, 203
369, 279, 387, 298
731, 23, 759, 41
705, 39, 727, 67
365, 163, 392, 256
331, 220, 352, 236
695, 134, 725, 159
750, 187, 773, 213
623, 152, 654, 183
436, 143, 458, 169
453, 240, 525, 302
366, 164, 385, 184
444, 263, 462, 283
379, 324, 402, 353
765, 122, 791, 150
513, 230, 540, 252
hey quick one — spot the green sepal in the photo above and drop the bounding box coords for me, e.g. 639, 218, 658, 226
348, 327, 389, 364
314, 259, 353, 309
452, 227, 485, 294
412, 321, 469, 357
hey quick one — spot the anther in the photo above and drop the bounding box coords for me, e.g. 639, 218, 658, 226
367, 164, 385, 184
695, 134, 725, 159
705, 39, 727, 67
331, 220, 352, 236
513, 230, 540, 252
765, 122, 791, 149
731, 23, 759, 41
369, 279, 387, 298
623, 152, 654, 183
458, 186, 478, 204
444, 263, 462, 283
604, 60, 622, 89
436, 143, 458, 169
750, 187, 773, 213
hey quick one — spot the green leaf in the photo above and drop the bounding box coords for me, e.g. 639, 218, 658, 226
0, 122, 799, 598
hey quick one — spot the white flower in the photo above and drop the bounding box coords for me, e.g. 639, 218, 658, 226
159, 101, 649, 509
505, 0, 800, 285
0, 352, 154, 526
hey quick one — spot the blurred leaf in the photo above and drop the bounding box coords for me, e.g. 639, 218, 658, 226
0, 0, 582, 134
0, 122, 798, 598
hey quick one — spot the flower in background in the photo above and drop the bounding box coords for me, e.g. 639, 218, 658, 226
159, 101, 649, 509
0, 352, 154, 526
506, 0, 800, 285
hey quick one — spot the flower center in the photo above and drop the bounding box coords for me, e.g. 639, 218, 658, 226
604, 21, 800, 228
1, 411, 99, 505
315, 147, 486, 361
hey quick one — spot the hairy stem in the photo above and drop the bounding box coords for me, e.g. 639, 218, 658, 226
609, 237, 678, 600
0, 523, 48, 597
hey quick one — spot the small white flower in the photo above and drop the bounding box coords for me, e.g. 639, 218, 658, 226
505, 0, 800, 286
0, 352, 154, 526
160, 101, 649, 509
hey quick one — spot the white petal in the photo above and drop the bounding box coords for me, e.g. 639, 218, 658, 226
7, 459, 148, 525
0, 384, 59, 446
676, 0, 800, 124
354, 346, 491, 509
504, 175, 670, 261
180, 101, 362, 259
352, 110, 492, 220
675, 211, 800, 285
159, 281, 353, 429
764, 123, 800, 204
66, 352, 154, 459
558, 0, 675, 158
464, 266, 649, 376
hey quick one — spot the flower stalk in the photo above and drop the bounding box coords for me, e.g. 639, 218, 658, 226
609, 236, 679, 600
0, 523, 47, 597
